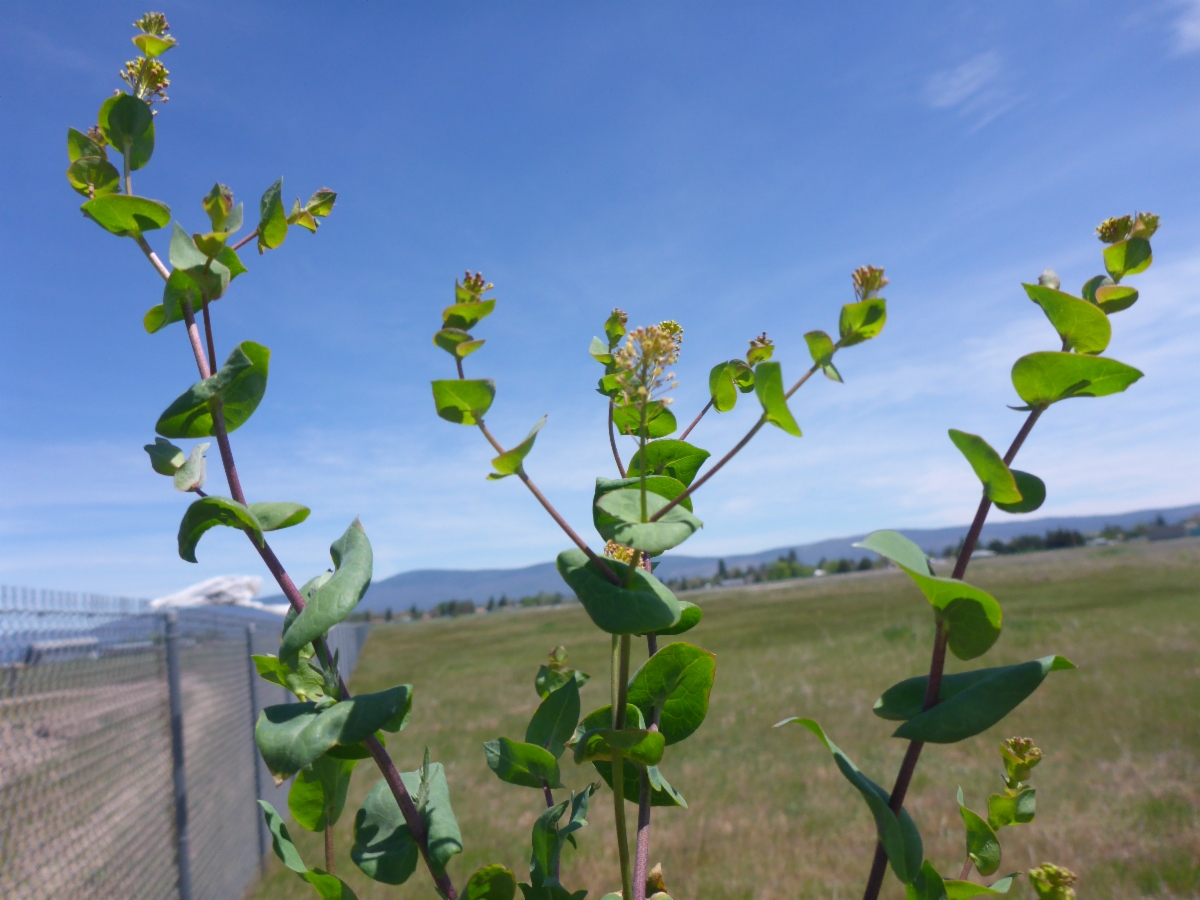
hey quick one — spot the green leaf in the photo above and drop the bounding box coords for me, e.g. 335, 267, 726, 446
708, 361, 739, 413
443, 300, 496, 330
1094, 283, 1139, 315
169, 223, 231, 300
1011, 351, 1142, 407
994, 471, 1045, 514
839, 298, 887, 346
432, 379, 496, 426
947, 430, 1022, 505
253, 654, 327, 703
434, 328, 486, 359
260, 799, 311, 873
988, 790, 1036, 828
484, 737, 564, 788
156, 342, 270, 438
255, 684, 413, 782
144, 437, 185, 475
604, 309, 627, 348
589, 335, 613, 365
177, 496, 263, 563
81, 195, 171, 238
526, 678, 581, 758
556, 548, 682, 635
468, 865, 518, 900
906, 861, 948, 900
302, 871, 359, 900
290, 755, 356, 831
133, 31, 178, 57
66, 156, 120, 198
944, 876, 1017, 899
754, 362, 802, 437
1103, 237, 1152, 281
594, 489, 703, 555
490, 417, 546, 479
648, 600, 701, 636
613, 402, 677, 438
593, 759, 687, 807
352, 763, 462, 883
536, 665, 590, 700
1023, 284, 1111, 355
776, 717, 923, 883
306, 188, 337, 217
854, 531, 1001, 660
98, 94, 154, 170
626, 641, 715, 745
148, 268, 201, 334
594, 475, 693, 528
626, 440, 711, 487
67, 127, 107, 162
280, 520, 374, 668
258, 178, 288, 253
804, 330, 835, 365
173, 442, 209, 492
958, 788, 1001, 875
250, 502, 311, 532
875, 656, 1075, 744
572, 727, 665, 766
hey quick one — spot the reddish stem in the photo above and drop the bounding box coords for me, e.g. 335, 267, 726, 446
678, 398, 713, 441
859, 405, 1047, 900
609, 400, 627, 477
231, 229, 258, 252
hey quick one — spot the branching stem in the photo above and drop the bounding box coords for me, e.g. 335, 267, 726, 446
859, 404, 1047, 900
649, 364, 819, 522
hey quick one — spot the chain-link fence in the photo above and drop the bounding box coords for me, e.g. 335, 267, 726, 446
0, 585, 371, 900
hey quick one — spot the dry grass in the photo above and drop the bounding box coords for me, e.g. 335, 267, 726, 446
248, 539, 1200, 900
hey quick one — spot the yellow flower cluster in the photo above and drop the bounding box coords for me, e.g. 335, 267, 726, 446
603, 541, 635, 564
612, 322, 682, 408
852, 265, 888, 301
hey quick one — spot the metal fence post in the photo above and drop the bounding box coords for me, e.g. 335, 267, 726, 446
245, 623, 268, 874
165, 611, 194, 900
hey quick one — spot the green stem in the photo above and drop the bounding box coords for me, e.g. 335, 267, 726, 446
611, 635, 633, 900
637, 402, 648, 522
123, 141, 132, 196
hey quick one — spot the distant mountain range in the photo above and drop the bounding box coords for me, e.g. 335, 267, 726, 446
263, 503, 1200, 613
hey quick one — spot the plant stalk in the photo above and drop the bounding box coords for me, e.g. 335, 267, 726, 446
633, 632, 660, 900
859, 405, 1047, 900
324, 816, 335, 875
609, 399, 626, 477
679, 398, 713, 441
611, 634, 634, 900
231, 229, 258, 252
649, 364, 819, 522
174, 296, 459, 900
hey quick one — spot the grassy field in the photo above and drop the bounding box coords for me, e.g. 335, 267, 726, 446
249, 539, 1200, 900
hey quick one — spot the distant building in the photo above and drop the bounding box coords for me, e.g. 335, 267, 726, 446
1147, 524, 1186, 541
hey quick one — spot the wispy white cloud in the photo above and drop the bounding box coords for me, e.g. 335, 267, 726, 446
1174, 0, 1200, 53
923, 51, 1016, 128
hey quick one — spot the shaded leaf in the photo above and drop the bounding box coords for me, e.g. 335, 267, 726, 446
253, 654, 327, 703
352, 763, 462, 883
958, 787, 1001, 876
626, 439, 711, 487
626, 641, 716, 745
944, 876, 1017, 899
753, 362, 802, 437
156, 342, 270, 438
144, 437, 185, 475
572, 727, 665, 766
434, 328, 486, 359
648, 600, 701, 636
255, 684, 413, 782
1094, 283, 1138, 314
258, 178, 288, 253
98, 93, 153, 170
708, 361, 739, 413
66, 156, 120, 197
173, 442, 209, 492
906, 861, 948, 900
67, 127, 107, 162
556, 549, 682, 634
290, 755, 356, 831
484, 737, 564, 788
178, 496, 263, 563
1103, 237, 1152, 281
875, 656, 1075, 744
526, 678, 581, 758
1023, 284, 1111, 355
468, 865, 518, 900
443, 300, 496, 330
839, 298, 887, 346
988, 790, 1036, 828
994, 471, 1045, 514
613, 402, 677, 438
776, 717, 922, 883
595, 489, 703, 555
432, 379, 496, 426
281, 520, 373, 668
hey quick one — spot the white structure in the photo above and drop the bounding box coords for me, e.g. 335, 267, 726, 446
150, 575, 289, 615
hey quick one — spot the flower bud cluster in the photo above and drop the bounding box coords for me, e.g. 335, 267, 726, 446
1029, 863, 1077, 900
613, 322, 683, 408
1000, 735, 1043, 789
852, 265, 888, 301
1096, 212, 1158, 244
603, 540, 635, 564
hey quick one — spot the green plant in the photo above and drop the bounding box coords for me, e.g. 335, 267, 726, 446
430, 257, 887, 900
776, 214, 1156, 899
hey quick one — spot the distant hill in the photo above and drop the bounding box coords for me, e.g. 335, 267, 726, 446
264, 503, 1200, 613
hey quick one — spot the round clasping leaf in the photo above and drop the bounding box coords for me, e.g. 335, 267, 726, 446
1023, 284, 1111, 355
556, 549, 682, 635
594, 489, 703, 555
1011, 352, 1142, 407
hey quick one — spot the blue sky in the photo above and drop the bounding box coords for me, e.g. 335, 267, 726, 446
3, 2, 1200, 598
